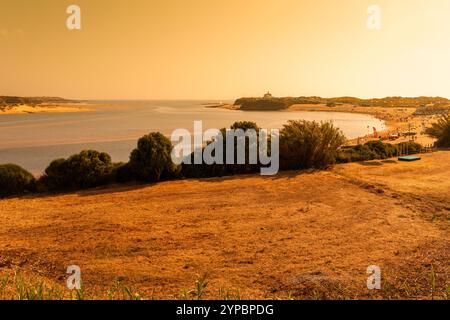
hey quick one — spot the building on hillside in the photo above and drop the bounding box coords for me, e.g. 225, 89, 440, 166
263, 91, 273, 99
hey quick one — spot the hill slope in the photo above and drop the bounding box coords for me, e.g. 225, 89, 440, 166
0, 152, 449, 299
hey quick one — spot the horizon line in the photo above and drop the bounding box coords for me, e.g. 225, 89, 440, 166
3, 95, 450, 101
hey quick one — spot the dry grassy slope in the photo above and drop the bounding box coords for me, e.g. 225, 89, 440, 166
0, 152, 449, 299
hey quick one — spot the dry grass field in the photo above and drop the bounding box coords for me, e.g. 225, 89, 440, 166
0, 152, 449, 299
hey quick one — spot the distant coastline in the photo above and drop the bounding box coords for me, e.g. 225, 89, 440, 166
0, 96, 90, 115
1, 94, 447, 147
216, 94, 450, 146
0, 104, 92, 115
231, 95, 450, 111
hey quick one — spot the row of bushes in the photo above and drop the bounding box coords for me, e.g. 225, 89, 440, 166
39, 132, 180, 192
182, 120, 347, 177
0, 119, 432, 198
337, 140, 423, 163
1, 120, 346, 197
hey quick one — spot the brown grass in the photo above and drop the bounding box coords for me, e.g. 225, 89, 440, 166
0, 152, 449, 299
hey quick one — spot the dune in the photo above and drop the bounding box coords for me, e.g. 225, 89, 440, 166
0, 104, 91, 115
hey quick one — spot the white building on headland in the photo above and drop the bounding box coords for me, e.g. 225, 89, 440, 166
263, 91, 273, 99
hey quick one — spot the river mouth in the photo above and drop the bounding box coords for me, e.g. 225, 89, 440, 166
0, 100, 385, 174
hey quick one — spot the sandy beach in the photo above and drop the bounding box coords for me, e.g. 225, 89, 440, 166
286, 104, 438, 146
0, 104, 92, 115
218, 103, 440, 146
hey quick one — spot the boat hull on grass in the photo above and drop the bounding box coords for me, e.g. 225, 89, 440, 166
398, 156, 422, 162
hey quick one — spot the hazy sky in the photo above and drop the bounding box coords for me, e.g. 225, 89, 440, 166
1, 0, 450, 100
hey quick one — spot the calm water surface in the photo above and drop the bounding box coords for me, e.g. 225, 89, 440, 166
0, 100, 385, 174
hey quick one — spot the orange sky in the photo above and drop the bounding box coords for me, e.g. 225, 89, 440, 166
1, 0, 450, 100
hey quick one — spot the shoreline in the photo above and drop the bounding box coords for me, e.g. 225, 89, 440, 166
1, 101, 439, 146
217, 103, 438, 146
286, 104, 438, 145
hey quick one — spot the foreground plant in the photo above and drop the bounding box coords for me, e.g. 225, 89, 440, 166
279, 120, 346, 170
426, 114, 450, 148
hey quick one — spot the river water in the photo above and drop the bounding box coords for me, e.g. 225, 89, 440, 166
0, 100, 385, 174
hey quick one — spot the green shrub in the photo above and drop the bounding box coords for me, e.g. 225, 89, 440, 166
181, 121, 265, 178
184, 120, 346, 176
40, 150, 113, 190
337, 141, 423, 163
40, 158, 68, 190
229, 121, 260, 131
396, 141, 422, 155
224, 121, 263, 175
0, 164, 36, 197
337, 145, 378, 163
129, 132, 177, 182
425, 114, 450, 148
113, 162, 134, 183
279, 120, 347, 170
364, 140, 396, 159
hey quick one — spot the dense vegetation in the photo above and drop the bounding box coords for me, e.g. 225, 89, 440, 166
0, 96, 76, 106
279, 120, 346, 170
0, 119, 437, 198
234, 96, 450, 111
129, 132, 179, 182
0, 96, 78, 112
414, 105, 450, 116
425, 114, 450, 148
233, 98, 287, 110
0, 164, 36, 197
182, 121, 269, 178
337, 141, 422, 163
39, 150, 114, 190
234, 97, 323, 110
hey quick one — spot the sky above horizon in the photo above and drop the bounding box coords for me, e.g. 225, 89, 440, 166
1, 0, 450, 100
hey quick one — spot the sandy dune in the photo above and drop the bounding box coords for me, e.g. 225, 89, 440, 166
0, 104, 91, 115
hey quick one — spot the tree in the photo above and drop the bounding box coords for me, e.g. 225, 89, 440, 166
229, 121, 259, 131
426, 114, 450, 147
181, 121, 264, 178
279, 120, 346, 170
0, 164, 36, 197
41, 158, 68, 190
129, 132, 177, 182
41, 150, 113, 190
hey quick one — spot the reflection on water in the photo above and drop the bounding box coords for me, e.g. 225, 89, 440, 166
0, 100, 385, 174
